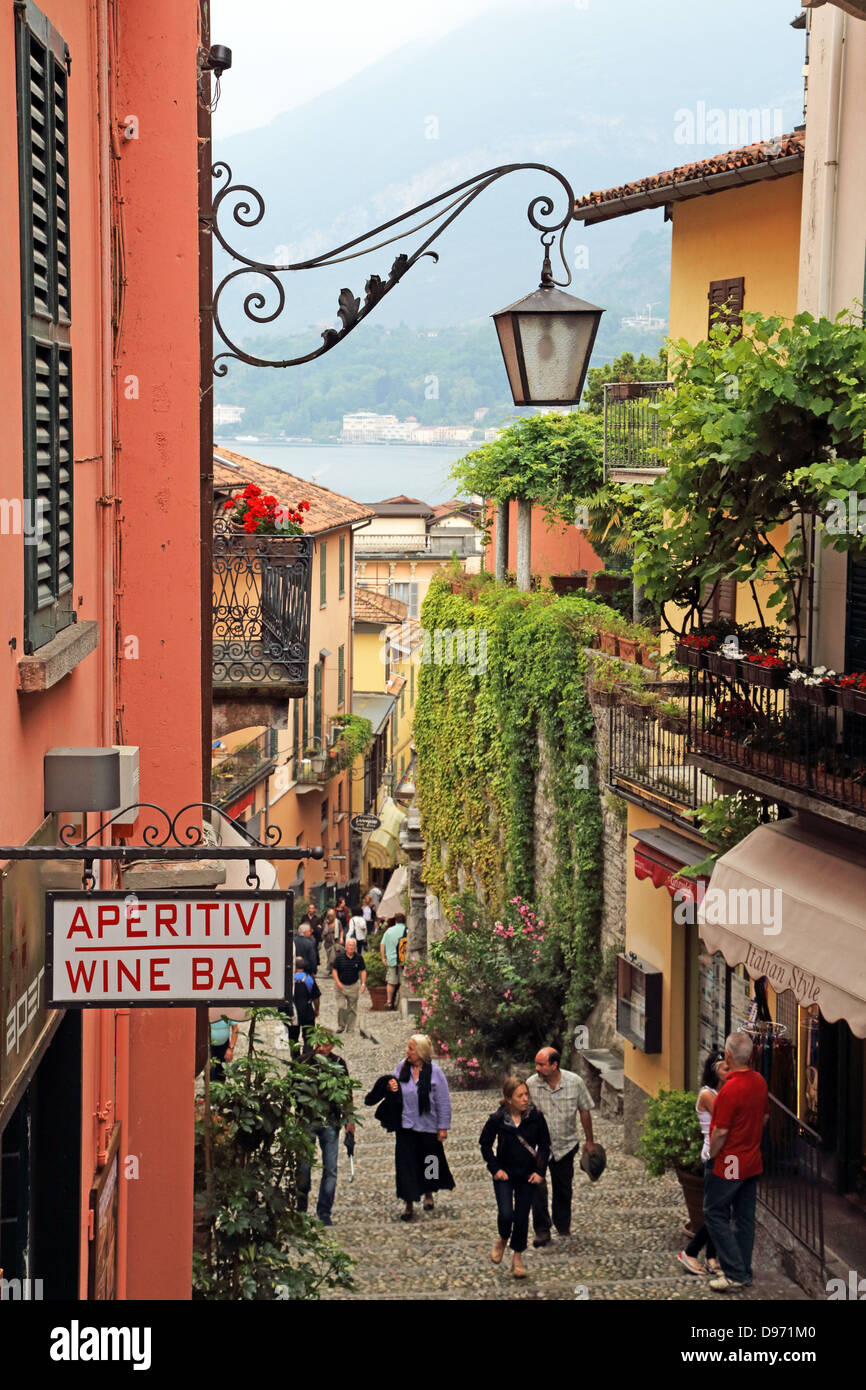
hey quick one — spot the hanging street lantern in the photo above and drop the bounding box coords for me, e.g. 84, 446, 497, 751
492, 247, 603, 406
210, 162, 605, 406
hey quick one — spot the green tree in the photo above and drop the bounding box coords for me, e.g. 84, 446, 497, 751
583, 348, 668, 414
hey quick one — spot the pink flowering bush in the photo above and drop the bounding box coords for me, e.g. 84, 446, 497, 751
403, 894, 565, 1077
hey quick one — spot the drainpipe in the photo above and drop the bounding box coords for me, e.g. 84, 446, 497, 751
808, 6, 845, 665
199, 4, 214, 803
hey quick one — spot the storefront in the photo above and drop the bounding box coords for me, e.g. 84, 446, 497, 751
698, 816, 866, 1202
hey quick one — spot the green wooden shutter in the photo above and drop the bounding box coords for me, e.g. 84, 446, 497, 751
314, 663, 322, 743
339, 534, 346, 596
337, 643, 344, 707
320, 541, 327, 605
16, 1, 74, 653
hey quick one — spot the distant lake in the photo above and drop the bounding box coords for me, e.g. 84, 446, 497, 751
217, 440, 473, 504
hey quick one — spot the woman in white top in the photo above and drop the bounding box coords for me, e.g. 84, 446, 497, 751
678, 1049, 730, 1276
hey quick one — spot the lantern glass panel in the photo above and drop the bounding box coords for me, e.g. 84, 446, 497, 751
517, 311, 597, 404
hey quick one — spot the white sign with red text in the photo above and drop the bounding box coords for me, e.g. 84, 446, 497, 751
46, 892, 290, 1007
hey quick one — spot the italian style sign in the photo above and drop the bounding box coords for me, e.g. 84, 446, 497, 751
46, 891, 291, 1008
350, 814, 381, 833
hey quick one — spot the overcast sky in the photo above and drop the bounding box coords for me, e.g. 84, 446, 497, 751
211, 0, 508, 136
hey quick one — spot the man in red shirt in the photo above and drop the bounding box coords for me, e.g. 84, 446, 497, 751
703, 1030, 769, 1292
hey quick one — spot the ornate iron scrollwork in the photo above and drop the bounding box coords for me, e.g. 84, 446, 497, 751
212, 516, 312, 690
210, 161, 576, 375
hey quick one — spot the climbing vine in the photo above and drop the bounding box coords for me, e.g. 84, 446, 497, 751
414, 576, 610, 1029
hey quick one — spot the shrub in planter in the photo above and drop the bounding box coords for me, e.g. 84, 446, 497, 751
636, 1087, 705, 1232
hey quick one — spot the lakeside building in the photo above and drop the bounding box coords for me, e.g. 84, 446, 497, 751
355, 496, 484, 619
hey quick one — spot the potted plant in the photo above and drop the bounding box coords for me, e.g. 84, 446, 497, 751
549, 571, 589, 595
222, 483, 310, 536
361, 933, 389, 1010
590, 568, 631, 597
636, 1088, 705, 1235
675, 632, 716, 669
658, 700, 688, 735
739, 652, 787, 688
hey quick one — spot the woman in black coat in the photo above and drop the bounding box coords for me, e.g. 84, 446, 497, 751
479, 1076, 550, 1279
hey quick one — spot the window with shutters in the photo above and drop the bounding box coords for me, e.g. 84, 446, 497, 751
700, 578, 737, 626
16, 2, 74, 653
388, 581, 418, 618
319, 541, 327, 606
337, 644, 344, 707
707, 277, 745, 338
313, 663, 322, 744
338, 534, 346, 596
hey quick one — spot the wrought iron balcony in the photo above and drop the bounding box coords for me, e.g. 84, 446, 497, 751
608, 692, 717, 825
212, 519, 313, 699
211, 727, 278, 808
603, 380, 672, 481
354, 532, 430, 554
686, 662, 866, 822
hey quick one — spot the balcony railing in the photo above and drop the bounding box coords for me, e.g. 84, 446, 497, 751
212, 520, 313, 697
211, 727, 278, 808
687, 663, 866, 818
759, 1094, 824, 1267
603, 380, 672, 479
354, 532, 429, 553
609, 696, 717, 823
354, 532, 480, 557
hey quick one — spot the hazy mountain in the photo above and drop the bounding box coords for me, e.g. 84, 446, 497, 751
211, 0, 802, 378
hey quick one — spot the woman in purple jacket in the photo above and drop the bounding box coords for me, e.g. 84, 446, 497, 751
387, 1034, 454, 1220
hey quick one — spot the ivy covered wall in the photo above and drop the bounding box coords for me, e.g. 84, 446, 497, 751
414, 576, 612, 1028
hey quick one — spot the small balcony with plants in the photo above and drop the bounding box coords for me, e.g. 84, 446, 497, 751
678, 628, 866, 823
211, 727, 278, 809
212, 485, 314, 729
602, 379, 673, 482
295, 715, 374, 786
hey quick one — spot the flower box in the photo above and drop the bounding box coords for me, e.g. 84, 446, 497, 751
812, 770, 844, 801
550, 573, 588, 594
854, 691, 866, 718
740, 662, 786, 689
705, 651, 742, 679
675, 642, 702, 669
638, 644, 659, 672
608, 382, 645, 401
591, 572, 631, 596
618, 637, 639, 663
789, 681, 837, 707
590, 686, 618, 709
599, 631, 619, 656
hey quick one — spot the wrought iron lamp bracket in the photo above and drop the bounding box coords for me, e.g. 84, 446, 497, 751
210, 160, 576, 376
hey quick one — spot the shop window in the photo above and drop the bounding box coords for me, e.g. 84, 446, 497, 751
617, 953, 662, 1053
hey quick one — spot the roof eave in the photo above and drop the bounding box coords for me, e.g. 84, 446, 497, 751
573, 151, 805, 226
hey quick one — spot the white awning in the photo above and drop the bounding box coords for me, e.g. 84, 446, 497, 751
697, 819, 866, 1038
378, 864, 408, 920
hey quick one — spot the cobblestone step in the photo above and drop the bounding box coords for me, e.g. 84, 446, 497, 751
253, 980, 809, 1302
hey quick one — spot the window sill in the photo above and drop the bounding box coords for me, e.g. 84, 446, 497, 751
17, 619, 99, 693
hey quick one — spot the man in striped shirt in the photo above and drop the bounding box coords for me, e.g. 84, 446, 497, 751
526, 1047, 596, 1246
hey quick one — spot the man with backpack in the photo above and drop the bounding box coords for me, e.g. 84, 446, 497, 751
380, 912, 408, 1011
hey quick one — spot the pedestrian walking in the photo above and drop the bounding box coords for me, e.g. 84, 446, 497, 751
331, 937, 367, 1034
479, 1077, 550, 1280
361, 893, 377, 932
335, 896, 350, 941
678, 1049, 730, 1276
288, 956, 320, 1047
368, 884, 383, 913
293, 921, 318, 976
387, 1034, 454, 1220
297, 1039, 355, 1226
299, 901, 322, 968
208, 1010, 240, 1081
322, 908, 340, 971
346, 909, 368, 949
379, 912, 407, 1010
703, 1031, 769, 1292
526, 1046, 596, 1245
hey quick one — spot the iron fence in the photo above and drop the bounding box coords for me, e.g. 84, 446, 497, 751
609, 699, 717, 822
212, 519, 312, 694
603, 380, 672, 477
688, 665, 866, 816
759, 1094, 825, 1267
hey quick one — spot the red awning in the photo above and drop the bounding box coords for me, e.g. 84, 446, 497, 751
633, 848, 705, 904
224, 790, 254, 820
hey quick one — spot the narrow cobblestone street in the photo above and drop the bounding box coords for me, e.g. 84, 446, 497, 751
260, 977, 808, 1302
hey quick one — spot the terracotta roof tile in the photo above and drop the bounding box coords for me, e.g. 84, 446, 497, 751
214, 446, 374, 536
385, 618, 424, 652
354, 589, 408, 624
573, 131, 805, 223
